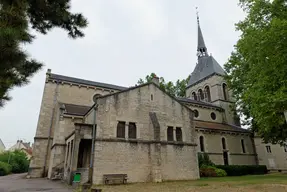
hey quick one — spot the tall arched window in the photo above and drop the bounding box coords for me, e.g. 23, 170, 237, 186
222, 83, 228, 100
199, 136, 205, 152
241, 139, 246, 153
198, 89, 204, 101
192, 92, 197, 100
222, 137, 227, 150
204, 86, 211, 102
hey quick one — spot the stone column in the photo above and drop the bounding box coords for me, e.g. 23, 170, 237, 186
173, 127, 176, 141
125, 122, 129, 139
149, 112, 162, 182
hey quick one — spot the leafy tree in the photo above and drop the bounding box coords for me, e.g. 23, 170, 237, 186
0, 150, 29, 173
0, 0, 88, 107
137, 73, 190, 97
224, 0, 287, 144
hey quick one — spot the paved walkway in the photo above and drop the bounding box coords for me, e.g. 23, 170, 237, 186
0, 173, 73, 192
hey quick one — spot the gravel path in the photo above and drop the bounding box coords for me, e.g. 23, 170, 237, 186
0, 173, 73, 192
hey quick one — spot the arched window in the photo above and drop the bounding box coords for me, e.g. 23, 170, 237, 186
198, 89, 204, 101
222, 137, 227, 150
199, 136, 205, 152
192, 92, 197, 100
204, 86, 211, 102
241, 139, 246, 153
194, 109, 199, 118
117, 121, 125, 138
222, 83, 228, 100
176, 127, 182, 142
167, 127, 174, 141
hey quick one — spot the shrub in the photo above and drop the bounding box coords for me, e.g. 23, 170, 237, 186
215, 165, 268, 176
198, 153, 214, 168
215, 168, 227, 177
200, 165, 227, 177
0, 150, 29, 174
200, 166, 217, 177
0, 161, 12, 176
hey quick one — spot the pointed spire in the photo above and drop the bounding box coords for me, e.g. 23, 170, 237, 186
196, 8, 208, 57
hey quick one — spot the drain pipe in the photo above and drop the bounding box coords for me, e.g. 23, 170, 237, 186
43, 81, 59, 177
88, 103, 98, 184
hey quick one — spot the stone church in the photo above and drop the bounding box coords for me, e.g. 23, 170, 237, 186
28, 19, 265, 184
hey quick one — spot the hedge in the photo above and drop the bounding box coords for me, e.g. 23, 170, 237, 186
215, 165, 268, 176
200, 166, 227, 177
0, 161, 12, 176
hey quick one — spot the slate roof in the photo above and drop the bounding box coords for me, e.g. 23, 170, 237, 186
194, 121, 250, 133
63, 103, 91, 116
197, 23, 207, 52
49, 73, 127, 91
177, 97, 223, 110
187, 19, 226, 87
188, 56, 226, 87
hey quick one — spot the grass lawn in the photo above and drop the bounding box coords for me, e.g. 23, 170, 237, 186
92, 173, 287, 192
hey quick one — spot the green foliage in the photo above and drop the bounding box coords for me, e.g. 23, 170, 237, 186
0, 161, 12, 176
215, 165, 268, 176
214, 168, 227, 177
197, 152, 214, 168
137, 73, 190, 97
0, 150, 30, 173
224, 0, 287, 144
0, 0, 88, 107
199, 165, 227, 177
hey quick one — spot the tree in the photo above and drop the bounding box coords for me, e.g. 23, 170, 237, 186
0, 150, 29, 173
224, 0, 287, 144
137, 73, 190, 97
0, 0, 88, 107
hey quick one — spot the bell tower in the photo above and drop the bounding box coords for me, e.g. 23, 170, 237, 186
185, 11, 239, 126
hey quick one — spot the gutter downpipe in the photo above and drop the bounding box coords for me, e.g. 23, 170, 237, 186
88, 103, 98, 184
43, 81, 59, 177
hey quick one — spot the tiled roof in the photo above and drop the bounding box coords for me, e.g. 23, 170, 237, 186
177, 97, 223, 110
63, 103, 91, 116
194, 121, 250, 133
49, 73, 127, 91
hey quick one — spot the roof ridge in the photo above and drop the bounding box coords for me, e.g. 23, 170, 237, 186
49, 73, 127, 91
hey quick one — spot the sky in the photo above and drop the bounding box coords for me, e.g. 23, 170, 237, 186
0, 0, 245, 148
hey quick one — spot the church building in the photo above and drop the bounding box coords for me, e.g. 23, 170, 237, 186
28, 18, 262, 184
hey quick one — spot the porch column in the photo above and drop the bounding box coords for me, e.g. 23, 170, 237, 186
71, 127, 81, 172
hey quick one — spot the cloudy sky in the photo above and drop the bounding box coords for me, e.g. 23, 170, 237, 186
0, 0, 245, 148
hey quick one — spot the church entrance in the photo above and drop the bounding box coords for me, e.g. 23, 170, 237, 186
223, 151, 229, 165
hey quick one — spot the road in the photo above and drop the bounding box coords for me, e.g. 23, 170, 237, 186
0, 173, 73, 192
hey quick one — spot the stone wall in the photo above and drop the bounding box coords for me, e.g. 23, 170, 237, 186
29, 71, 119, 178
185, 74, 236, 125
196, 131, 256, 165
254, 137, 287, 170
89, 83, 199, 184
186, 105, 223, 123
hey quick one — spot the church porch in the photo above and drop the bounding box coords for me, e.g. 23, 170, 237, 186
63, 123, 94, 185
